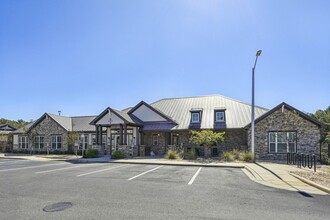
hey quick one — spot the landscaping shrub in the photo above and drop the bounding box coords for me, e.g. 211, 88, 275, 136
240, 151, 252, 162
112, 150, 124, 159
231, 149, 241, 160
222, 151, 234, 162
185, 149, 197, 160
83, 149, 99, 158
166, 150, 178, 160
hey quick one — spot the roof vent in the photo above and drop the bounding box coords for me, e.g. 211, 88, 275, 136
58, 111, 61, 116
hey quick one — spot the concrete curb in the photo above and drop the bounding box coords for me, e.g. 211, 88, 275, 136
290, 172, 330, 194
243, 165, 258, 180
108, 160, 245, 168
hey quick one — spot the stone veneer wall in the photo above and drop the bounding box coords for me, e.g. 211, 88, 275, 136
247, 108, 321, 160
14, 116, 68, 151
142, 132, 167, 155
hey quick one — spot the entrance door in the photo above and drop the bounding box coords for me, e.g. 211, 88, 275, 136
111, 134, 120, 151
145, 147, 151, 156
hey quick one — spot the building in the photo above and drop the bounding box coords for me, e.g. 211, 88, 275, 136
12, 95, 322, 159
0, 124, 17, 152
12, 114, 97, 153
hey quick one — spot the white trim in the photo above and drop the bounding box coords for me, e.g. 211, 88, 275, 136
191, 112, 200, 123
215, 112, 225, 122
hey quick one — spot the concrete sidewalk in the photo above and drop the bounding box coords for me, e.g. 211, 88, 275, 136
244, 162, 328, 195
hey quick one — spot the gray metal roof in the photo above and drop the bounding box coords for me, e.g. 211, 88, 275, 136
12, 122, 34, 134
47, 113, 72, 131
150, 94, 268, 129
72, 116, 97, 132
141, 123, 177, 131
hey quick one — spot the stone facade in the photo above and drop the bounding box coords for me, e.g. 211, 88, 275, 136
247, 108, 321, 160
14, 116, 69, 152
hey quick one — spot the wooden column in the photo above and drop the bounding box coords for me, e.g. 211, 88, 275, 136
99, 126, 103, 145
119, 124, 123, 145
95, 125, 99, 145
124, 124, 127, 145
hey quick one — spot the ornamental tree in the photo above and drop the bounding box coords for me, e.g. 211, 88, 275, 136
189, 130, 225, 157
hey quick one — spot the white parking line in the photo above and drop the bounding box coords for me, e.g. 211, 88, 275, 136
0, 162, 68, 172
77, 164, 129, 177
188, 167, 202, 185
35, 163, 104, 174
128, 166, 163, 181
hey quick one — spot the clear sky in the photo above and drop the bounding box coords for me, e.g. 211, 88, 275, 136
1, 0, 329, 121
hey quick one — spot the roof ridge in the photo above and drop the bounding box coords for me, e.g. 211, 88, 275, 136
46, 113, 71, 118
150, 94, 268, 111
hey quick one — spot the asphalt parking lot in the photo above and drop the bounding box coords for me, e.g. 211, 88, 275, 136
1, 159, 330, 220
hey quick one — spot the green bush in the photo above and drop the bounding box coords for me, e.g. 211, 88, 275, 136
240, 151, 252, 162
83, 149, 99, 158
231, 149, 241, 160
222, 151, 234, 162
112, 150, 124, 159
185, 149, 197, 160
166, 150, 178, 160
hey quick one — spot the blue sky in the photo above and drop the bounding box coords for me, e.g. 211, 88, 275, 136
1, 0, 329, 121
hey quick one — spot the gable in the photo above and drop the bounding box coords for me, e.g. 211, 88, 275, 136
95, 111, 125, 125
245, 102, 322, 128
131, 104, 168, 122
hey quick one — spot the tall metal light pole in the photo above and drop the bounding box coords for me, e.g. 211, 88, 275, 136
251, 50, 262, 162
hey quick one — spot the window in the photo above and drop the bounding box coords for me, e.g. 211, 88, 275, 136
269, 132, 296, 153
152, 134, 159, 145
215, 112, 225, 122
79, 134, 88, 150
92, 134, 96, 145
19, 136, 28, 149
52, 135, 62, 149
34, 136, 44, 149
102, 134, 107, 145
191, 112, 200, 123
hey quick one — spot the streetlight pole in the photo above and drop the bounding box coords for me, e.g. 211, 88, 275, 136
251, 50, 262, 162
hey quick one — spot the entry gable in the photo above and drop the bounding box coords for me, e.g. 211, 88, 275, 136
90, 107, 125, 125
128, 101, 177, 124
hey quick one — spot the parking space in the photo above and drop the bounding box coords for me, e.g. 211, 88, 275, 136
1, 160, 330, 220
1, 161, 206, 185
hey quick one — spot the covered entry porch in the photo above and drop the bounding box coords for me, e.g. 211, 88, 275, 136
90, 107, 143, 157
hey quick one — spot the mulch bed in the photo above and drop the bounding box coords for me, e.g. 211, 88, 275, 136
292, 166, 330, 189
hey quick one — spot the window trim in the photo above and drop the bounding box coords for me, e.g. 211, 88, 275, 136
34, 136, 44, 149
215, 111, 225, 122
19, 136, 28, 149
191, 112, 200, 123
152, 134, 159, 146
51, 135, 62, 149
268, 131, 297, 154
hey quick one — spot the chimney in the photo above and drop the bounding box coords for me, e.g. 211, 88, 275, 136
58, 110, 61, 116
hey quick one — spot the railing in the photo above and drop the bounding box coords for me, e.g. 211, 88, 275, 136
287, 152, 316, 172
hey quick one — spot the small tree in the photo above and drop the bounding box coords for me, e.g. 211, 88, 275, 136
189, 130, 225, 157
67, 131, 80, 154
23, 126, 38, 154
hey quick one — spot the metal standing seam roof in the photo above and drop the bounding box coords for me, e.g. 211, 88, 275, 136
149, 94, 268, 130
72, 116, 97, 132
